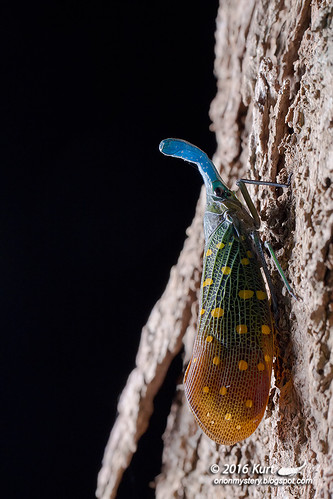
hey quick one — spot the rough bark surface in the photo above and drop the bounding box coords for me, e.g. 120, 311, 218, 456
97, 1, 333, 498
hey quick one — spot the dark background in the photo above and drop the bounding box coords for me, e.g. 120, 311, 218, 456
1, 1, 218, 497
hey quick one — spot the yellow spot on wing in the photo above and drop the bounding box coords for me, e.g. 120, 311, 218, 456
265, 354, 271, 363
236, 324, 248, 334
202, 278, 213, 287
219, 386, 227, 395
206, 335, 213, 343
256, 290, 267, 300
245, 399, 253, 408
222, 266, 231, 275
241, 258, 250, 265
238, 290, 254, 299
239, 360, 248, 371
206, 249, 212, 256
216, 242, 225, 249
200, 308, 205, 316
262, 325, 271, 335
213, 356, 220, 365
225, 413, 232, 420
203, 386, 210, 393
257, 362, 265, 371
211, 308, 224, 318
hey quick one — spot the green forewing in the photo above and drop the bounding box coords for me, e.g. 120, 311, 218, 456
183, 220, 274, 445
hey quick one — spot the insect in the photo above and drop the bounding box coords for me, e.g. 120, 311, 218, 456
159, 138, 295, 445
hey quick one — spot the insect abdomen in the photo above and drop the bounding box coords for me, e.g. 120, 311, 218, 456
184, 222, 274, 445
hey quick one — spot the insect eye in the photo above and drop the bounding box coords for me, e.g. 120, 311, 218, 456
214, 187, 225, 198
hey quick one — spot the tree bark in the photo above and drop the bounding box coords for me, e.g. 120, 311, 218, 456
97, 1, 333, 497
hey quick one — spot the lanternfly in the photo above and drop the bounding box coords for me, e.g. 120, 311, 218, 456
160, 138, 296, 445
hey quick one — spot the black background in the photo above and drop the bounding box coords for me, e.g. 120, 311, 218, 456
2, 1, 218, 498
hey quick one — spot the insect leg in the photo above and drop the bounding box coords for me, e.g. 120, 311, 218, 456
264, 242, 298, 300
237, 178, 297, 302
238, 176, 292, 188
236, 177, 292, 229
236, 180, 261, 228
252, 233, 279, 321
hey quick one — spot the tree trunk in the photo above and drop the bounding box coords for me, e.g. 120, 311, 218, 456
97, 1, 333, 497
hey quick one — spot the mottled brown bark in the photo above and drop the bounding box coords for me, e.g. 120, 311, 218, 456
97, 1, 333, 497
